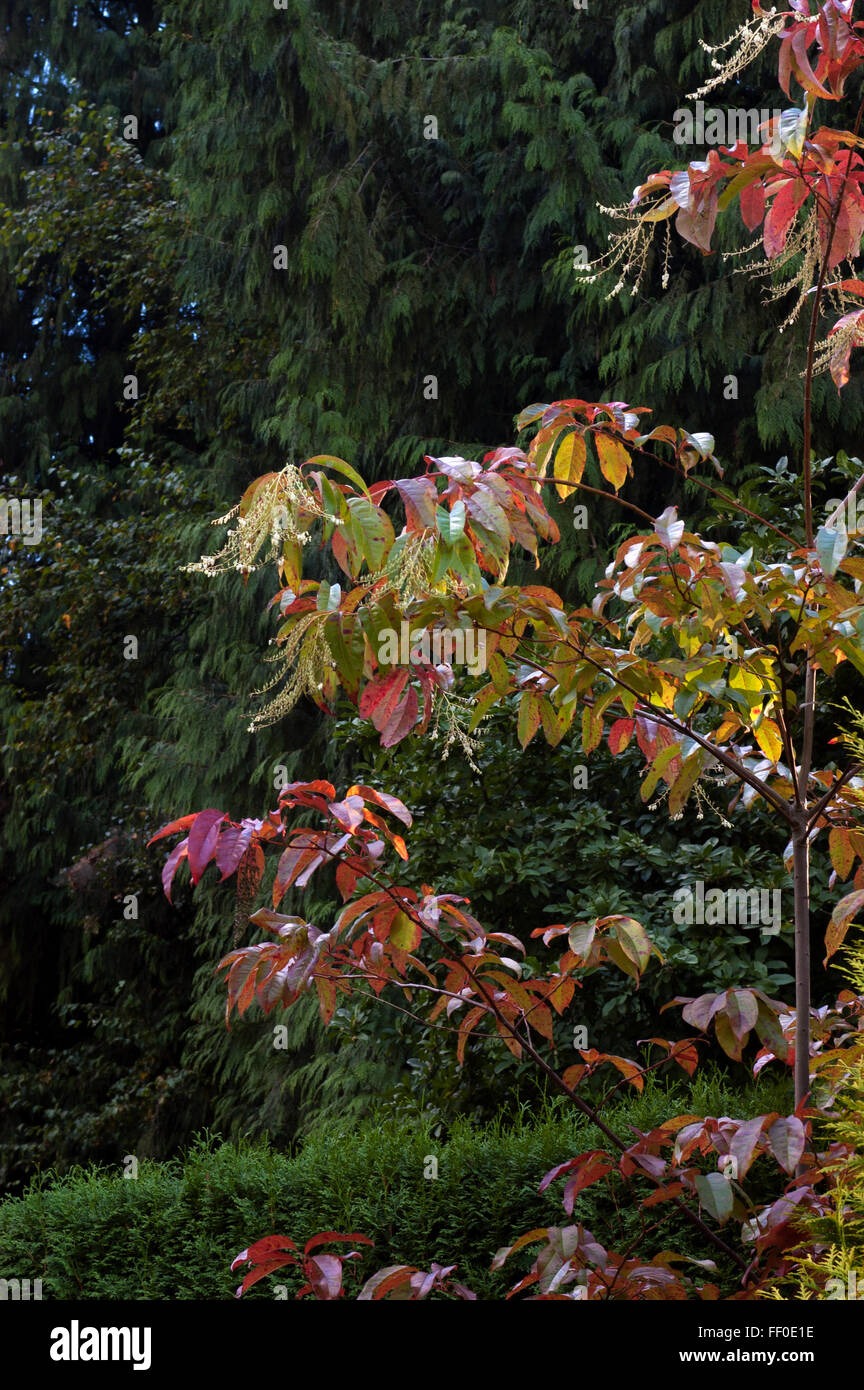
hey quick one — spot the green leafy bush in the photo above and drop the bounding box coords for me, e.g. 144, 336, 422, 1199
0, 1073, 791, 1300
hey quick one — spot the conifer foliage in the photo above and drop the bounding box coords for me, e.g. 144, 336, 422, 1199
4, 0, 864, 1215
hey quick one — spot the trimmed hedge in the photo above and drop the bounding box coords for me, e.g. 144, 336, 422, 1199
0, 1072, 792, 1299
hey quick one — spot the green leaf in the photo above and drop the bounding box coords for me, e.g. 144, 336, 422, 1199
307, 455, 372, 499
316, 580, 342, 612
609, 917, 653, 975
816, 520, 848, 578
667, 752, 703, 817
640, 740, 681, 801
347, 496, 395, 571
695, 1172, 734, 1225
436, 501, 467, 544
568, 921, 596, 958
516, 403, 549, 431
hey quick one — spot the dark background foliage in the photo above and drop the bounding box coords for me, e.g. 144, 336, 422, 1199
0, 0, 852, 1197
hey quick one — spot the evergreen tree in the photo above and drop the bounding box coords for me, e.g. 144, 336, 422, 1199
3, 0, 862, 1188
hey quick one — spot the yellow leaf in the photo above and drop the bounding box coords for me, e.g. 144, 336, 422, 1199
640, 194, 678, 223
595, 433, 630, 491
729, 665, 765, 710
713, 714, 741, 743
553, 431, 587, 501
668, 754, 702, 817
390, 911, 421, 951
754, 717, 783, 764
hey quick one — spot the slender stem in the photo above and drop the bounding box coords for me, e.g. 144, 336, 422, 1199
825, 472, 864, 531
788, 99, 860, 1131
483, 618, 794, 819
807, 762, 861, 830
626, 449, 799, 547
799, 665, 817, 810
550, 478, 657, 525
531, 446, 797, 546
791, 824, 812, 1126
300, 830, 748, 1271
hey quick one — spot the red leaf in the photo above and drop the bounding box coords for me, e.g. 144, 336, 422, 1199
767, 1115, 806, 1175
668, 1040, 700, 1077
357, 1265, 419, 1300
359, 670, 409, 727
187, 809, 228, 885
829, 308, 864, 390
763, 177, 808, 259
277, 779, 336, 808
380, 684, 419, 747
608, 718, 634, 755
346, 785, 413, 827
335, 859, 360, 902
161, 840, 188, 903
231, 1234, 299, 1271
234, 1253, 298, 1297
680, 991, 726, 1032
304, 1253, 345, 1300
729, 1115, 768, 1182
303, 1231, 374, 1255
214, 822, 254, 880
315, 972, 338, 1023
740, 179, 765, 232
675, 185, 719, 254
723, 988, 759, 1043
561, 1157, 614, 1213
231, 1235, 300, 1297
273, 845, 320, 905
826, 188, 864, 271
825, 886, 864, 961
395, 477, 440, 532
147, 813, 197, 846
790, 26, 833, 99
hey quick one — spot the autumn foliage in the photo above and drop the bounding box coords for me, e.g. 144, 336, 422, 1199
152, 0, 864, 1299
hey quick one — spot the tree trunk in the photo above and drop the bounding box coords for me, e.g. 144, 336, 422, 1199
791, 824, 811, 1117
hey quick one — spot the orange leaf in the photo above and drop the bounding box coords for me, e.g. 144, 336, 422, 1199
608, 717, 634, 754
829, 828, 855, 881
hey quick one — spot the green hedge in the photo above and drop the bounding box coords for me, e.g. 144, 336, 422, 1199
0, 1072, 792, 1300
